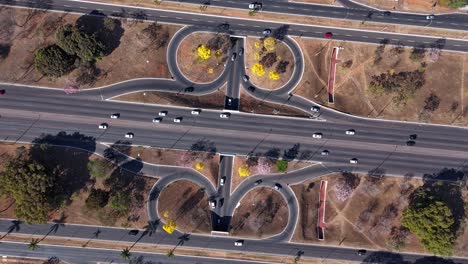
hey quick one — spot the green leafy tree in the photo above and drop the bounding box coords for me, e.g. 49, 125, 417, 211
87, 159, 111, 179
56, 24, 105, 62
85, 188, 109, 210
120, 248, 131, 259
34, 45, 75, 77
0, 147, 55, 224
28, 239, 40, 251
402, 199, 455, 256
444, 0, 468, 9
109, 192, 131, 212
276, 160, 288, 173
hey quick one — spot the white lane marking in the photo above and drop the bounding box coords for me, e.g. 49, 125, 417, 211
407, 40, 415, 42
362, 36, 369, 38
238, 24, 246, 26
79, 6, 86, 9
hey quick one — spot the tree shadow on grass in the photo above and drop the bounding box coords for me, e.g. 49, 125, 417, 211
361, 251, 410, 264
30, 131, 96, 208
76, 10, 125, 56
103, 140, 132, 164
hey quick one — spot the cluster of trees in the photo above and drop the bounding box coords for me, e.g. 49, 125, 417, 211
443, 0, 468, 8
0, 147, 55, 223
369, 70, 425, 105
402, 191, 455, 255
34, 16, 122, 80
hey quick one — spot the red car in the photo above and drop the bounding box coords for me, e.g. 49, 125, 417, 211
0, 89, 5, 95
324, 32, 333, 39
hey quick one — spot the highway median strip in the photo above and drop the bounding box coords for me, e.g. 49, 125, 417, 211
0, 233, 332, 264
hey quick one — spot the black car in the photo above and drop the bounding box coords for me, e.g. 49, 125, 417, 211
409, 134, 418, 140
184, 86, 194, 93
357, 249, 367, 256
406, 140, 416, 146
128, 229, 139, 236
254, 179, 263, 185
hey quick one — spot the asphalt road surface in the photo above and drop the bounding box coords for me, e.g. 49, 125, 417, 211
2, 0, 468, 53
170, 0, 468, 31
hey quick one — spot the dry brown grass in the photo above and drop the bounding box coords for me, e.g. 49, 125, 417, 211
0, 7, 179, 89
354, 0, 457, 13
157, 180, 211, 234
114, 85, 226, 110
230, 187, 288, 238
177, 32, 229, 83
245, 37, 295, 90
295, 37, 468, 126
240, 90, 310, 118
291, 173, 468, 256
128, 146, 220, 186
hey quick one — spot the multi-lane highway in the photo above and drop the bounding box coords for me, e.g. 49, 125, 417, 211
2, 0, 468, 53
172, 0, 468, 31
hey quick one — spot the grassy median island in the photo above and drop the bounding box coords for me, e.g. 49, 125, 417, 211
295, 37, 468, 126
0, 7, 179, 88
0, 136, 219, 229
176, 32, 230, 83
291, 172, 468, 257
245, 37, 295, 90
230, 187, 288, 238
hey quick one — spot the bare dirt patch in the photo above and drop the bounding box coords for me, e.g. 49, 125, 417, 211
114, 85, 226, 110
240, 90, 310, 118
296, 37, 468, 126
157, 180, 211, 234
176, 32, 230, 83
127, 146, 220, 186
231, 155, 314, 193
0, 7, 178, 89
292, 173, 468, 256
230, 187, 288, 238
245, 37, 295, 90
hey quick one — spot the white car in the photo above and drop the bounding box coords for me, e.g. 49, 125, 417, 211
234, 240, 244, 247
346, 129, 356, 135
274, 183, 282, 190
173, 117, 182, 123
321, 150, 329, 156
110, 113, 120, 119
125, 132, 134, 139
350, 158, 358, 164
98, 123, 108, 129
311, 106, 320, 113
152, 118, 162, 123
220, 177, 226, 186
426, 15, 435, 20
312, 133, 323, 139
248, 3, 262, 10
191, 109, 201, 115
209, 200, 216, 209
220, 113, 230, 119
158, 111, 167, 116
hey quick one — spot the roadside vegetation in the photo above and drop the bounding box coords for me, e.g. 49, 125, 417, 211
291, 170, 467, 257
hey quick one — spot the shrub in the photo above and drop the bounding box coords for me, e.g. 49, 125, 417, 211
276, 160, 288, 172
34, 45, 75, 77
85, 188, 110, 210
260, 52, 277, 68
162, 220, 176, 234
269, 71, 280, 81
109, 192, 131, 212
238, 164, 250, 177
197, 44, 211, 60
423, 93, 441, 112
87, 159, 111, 179
195, 162, 204, 171
276, 60, 289, 73
263, 37, 276, 51
252, 63, 265, 77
